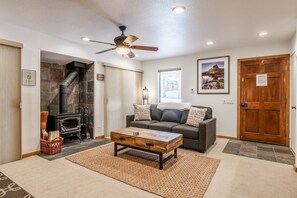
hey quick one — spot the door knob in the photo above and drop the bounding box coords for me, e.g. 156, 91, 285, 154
292, 106, 296, 109
240, 103, 248, 108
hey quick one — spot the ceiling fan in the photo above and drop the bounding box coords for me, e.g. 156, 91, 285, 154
82, 26, 159, 58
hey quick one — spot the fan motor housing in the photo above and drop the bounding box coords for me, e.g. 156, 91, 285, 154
114, 35, 127, 45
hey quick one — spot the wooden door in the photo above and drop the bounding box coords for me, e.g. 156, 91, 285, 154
290, 53, 296, 149
238, 55, 290, 145
0, 43, 22, 164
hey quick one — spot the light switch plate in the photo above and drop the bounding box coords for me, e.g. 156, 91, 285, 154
223, 99, 234, 104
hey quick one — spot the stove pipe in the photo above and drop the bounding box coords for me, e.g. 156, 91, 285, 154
59, 61, 87, 114
59, 70, 79, 114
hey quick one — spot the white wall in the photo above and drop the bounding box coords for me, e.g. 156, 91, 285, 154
143, 42, 291, 138
0, 22, 141, 155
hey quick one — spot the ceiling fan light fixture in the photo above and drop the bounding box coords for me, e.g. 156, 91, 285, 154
258, 32, 268, 37
207, 41, 214, 46
116, 44, 130, 55
172, 6, 186, 14
81, 37, 91, 41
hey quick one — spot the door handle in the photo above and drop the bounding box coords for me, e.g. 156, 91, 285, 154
240, 103, 248, 108
292, 106, 296, 109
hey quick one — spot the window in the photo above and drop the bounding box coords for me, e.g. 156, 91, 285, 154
158, 69, 181, 103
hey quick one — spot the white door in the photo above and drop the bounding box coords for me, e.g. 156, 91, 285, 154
0, 44, 21, 165
291, 53, 296, 153
105, 66, 142, 137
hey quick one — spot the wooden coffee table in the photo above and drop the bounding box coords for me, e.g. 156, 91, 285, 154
111, 127, 183, 170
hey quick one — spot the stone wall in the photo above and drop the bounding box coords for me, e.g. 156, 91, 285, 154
79, 63, 94, 138
40, 62, 79, 114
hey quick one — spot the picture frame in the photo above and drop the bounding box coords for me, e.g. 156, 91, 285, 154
97, 74, 104, 81
197, 56, 230, 94
22, 69, 36, 86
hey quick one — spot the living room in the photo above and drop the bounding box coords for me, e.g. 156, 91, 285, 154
0, 0, 297, 197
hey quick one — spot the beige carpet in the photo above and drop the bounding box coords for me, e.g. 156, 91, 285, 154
66, 143, 220, 198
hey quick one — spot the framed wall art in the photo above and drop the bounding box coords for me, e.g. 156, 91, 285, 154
197, 56, 230, 94
22, 69, 36, 86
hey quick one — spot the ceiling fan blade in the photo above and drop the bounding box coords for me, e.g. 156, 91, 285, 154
123, 35, 139, 45
131, 45, 158, 51
127, 50, 136, 58
96, 48, 116, 54
90, 40, 115, 46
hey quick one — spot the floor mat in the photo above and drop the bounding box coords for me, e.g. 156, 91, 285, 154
66, 143, 220, 198
0, 171, 34, 198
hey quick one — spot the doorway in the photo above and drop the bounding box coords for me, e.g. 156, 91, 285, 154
0, 40, 22, 165
238, 54, 290, 145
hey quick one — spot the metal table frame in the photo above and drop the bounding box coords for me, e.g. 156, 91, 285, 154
114, 142, 177, 170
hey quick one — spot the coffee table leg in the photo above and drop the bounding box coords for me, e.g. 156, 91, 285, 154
159, 154, 163, 170
174, 148, 177, 158
114, 142, 118, 156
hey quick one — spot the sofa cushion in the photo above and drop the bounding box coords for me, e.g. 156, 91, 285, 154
192, 105, 212, 119
149, 122, 179, 132
160, 109, 182, 123
133, 104, 151, 121
172, 124, 199, 140
180, 110, 189, 124
150, 104, 162, 121
130, 120, 159, 129
186, 107, 207, 127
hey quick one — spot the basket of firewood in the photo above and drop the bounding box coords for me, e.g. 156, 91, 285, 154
40, 137, 64, 155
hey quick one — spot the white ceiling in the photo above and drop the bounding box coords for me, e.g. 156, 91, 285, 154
0, 0, 296, 61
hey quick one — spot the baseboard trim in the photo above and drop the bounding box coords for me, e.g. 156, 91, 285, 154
217, 135, 238, 140
22, 151, 40, 159
95, 135, 105, 140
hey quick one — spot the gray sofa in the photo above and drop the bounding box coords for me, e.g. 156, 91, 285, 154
126, 104, 216, 153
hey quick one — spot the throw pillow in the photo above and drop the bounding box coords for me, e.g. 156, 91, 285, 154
186, 107, 207, 127
134, 104, 151, 121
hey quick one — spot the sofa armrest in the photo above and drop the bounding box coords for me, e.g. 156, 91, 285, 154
198, 118, 216, 153
126, 115, 135, 127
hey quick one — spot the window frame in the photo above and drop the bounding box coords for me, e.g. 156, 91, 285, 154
158, 68, 182, 103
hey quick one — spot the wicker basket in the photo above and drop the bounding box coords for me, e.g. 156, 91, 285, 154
40, 137, 64, 155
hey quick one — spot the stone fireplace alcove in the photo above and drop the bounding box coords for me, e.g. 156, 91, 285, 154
40, 51, 95, 139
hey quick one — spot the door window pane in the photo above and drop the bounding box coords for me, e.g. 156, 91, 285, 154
159, 70, 181, 103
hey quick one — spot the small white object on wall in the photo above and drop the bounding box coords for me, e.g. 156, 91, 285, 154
256, 74, 267, 86
97, 74, 104, 81
223, 99, 234, 104
22, 69, 36, 86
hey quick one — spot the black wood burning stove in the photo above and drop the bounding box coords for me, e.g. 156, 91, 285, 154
47, 61, 90, 142
47, 113, 82, 142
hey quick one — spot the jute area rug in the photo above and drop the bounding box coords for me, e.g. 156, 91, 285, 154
0, 172, 34, 198
66, 143, 220, 198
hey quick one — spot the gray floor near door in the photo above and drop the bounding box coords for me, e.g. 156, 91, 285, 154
39, 138, 111, 161
223, 139, 295, 165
